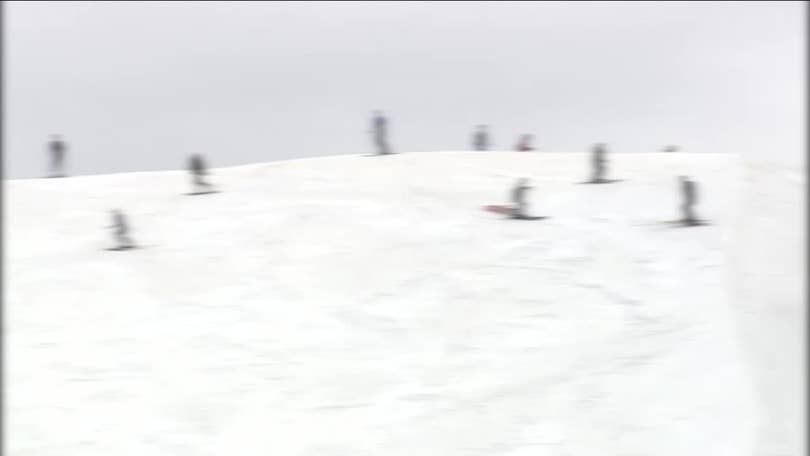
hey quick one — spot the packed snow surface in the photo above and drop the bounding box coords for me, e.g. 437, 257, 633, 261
7, 152, 797, 455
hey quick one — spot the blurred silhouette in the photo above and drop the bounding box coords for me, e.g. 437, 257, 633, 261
509, 178, 545, 220
590, 142, 608, 182
371, 110, 391, 155
108, 209, 135, 249
472, 125, 490, 151
663, 145, 680, 153
47, 134, 67, 177
678, 176, 700, 224
515, 134, 534, 151
188, 154, 214, 193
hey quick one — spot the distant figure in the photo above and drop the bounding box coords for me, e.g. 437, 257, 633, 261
663, 145, 680, 153
472, 125, 490, 151
591, 142, 608, 182
188, 154, 213, 192
509, 178, 543, 219
108, 209, 135, 249
47, 134, 67, 177
371, 110, 391, 155
515, 134, 534, 152
678, 176, 699, 224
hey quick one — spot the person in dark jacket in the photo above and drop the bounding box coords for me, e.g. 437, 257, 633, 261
48, 134, 67, 177
472, 125, 490, 151
371, 110, 391, 155
108, 209, 135, 249
188, 154, 213, 192
515, 134, 534, 152
678, 176, 699, 224
591, 142, 608, 182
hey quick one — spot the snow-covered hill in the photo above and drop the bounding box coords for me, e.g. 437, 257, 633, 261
6, 152, 799, 455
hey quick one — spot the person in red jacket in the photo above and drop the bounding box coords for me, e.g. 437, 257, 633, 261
515, 134, 534, 151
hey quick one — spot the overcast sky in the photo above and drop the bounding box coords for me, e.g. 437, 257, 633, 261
5, 1, 804, 178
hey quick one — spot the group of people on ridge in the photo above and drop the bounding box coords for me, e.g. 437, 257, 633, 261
44, 116, 701, 250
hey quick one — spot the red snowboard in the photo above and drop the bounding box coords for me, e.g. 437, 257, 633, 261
483, 205, 515, 215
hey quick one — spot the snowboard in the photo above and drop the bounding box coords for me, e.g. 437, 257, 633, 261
647, 219, 712, 227
578, 178, 624, 184
510, 215, 550, 221
483, 205, 549, 220
483, 204, 514, 215
670, 219, 711, 227
104, 245, 138, 251
185, 189, 220, 196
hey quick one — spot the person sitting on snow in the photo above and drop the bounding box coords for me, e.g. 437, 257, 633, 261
515, 134, 534, 151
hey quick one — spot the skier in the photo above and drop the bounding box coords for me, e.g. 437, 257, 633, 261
591, 142, 608, 182
188, 154, 213, 192
509, 178, 543, 220
663, 145, 680, 153
472, 125, 489, 151
515, 134, 534, 152
108, 209, 135, 249
47, 134, 67, 177
371, 110, 391, 155
678, 176, 699, 224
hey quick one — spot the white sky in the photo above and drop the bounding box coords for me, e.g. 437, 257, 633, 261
5, 1, 805, 178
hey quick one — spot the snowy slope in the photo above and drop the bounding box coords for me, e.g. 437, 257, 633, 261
6, 152, 764, 455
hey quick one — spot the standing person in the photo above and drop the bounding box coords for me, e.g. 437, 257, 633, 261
108, 209, 135, 249
591, 142, 608, 182
371, 110, 391, 155
515, 134, 534, 151
509, 177, 545, 220
47, 134, 67, 177
678, 176, 699, 224
188, 154, 214, 193
472, 125, 490, 151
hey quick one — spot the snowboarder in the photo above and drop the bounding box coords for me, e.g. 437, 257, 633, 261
188, 154, 213, 192
472, 125, 490, 151
108, 209, 135, 249
371, 110, 391, 155
509, 178, 543, 220
47, 134, 67, 177
591, 142, 608, 183
515, 134, 534, 152
678, 176, 700, 224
